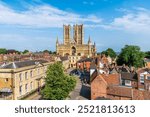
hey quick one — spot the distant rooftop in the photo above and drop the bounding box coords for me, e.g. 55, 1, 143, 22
77, 58, 93, 63
0, 60, 48, 69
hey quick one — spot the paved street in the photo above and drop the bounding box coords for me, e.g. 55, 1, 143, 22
24, 68, 91, 100
67, 77, 91, 100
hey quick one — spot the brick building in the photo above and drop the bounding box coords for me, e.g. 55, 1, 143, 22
91, 68, 150, 100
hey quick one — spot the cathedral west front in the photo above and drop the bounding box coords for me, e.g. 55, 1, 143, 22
56, 24, 96, 67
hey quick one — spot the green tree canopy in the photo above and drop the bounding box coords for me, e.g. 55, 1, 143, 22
52, 51, 56, 54
22, 50, 29, 54
145, 51, 150, 59
101, 48, 117, 58
43, 50, 52, 54
117, 45, 145, 68
0, 48, 7, 54
41, 62, 76, 100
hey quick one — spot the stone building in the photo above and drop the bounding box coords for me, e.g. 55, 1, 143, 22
0, 60, 52, 100
56, 24, 96, 67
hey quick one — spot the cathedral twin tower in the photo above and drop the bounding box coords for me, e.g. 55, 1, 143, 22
63, 24, 84, 45
56, 24, 96, 57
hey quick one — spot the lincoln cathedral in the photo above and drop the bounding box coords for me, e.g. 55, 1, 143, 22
56, 24, 96, 67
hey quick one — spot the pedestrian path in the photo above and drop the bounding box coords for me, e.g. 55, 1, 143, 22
24, 92, 42, 100
67, 77, 91, 100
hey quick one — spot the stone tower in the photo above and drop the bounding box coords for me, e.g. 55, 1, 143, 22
63, 24, 71, 45
73, 24, 84, 45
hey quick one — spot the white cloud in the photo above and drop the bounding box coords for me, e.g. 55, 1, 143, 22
0, 4, 101, 28
83, 1, 94, 5
106, 8, 150, 34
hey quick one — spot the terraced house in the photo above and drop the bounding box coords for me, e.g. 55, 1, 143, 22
0, 60, 52, 100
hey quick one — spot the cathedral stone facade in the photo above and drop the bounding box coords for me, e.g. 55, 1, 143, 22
56, 24, 96, 57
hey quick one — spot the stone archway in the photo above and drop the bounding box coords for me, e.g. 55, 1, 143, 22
72, 46, 76, 55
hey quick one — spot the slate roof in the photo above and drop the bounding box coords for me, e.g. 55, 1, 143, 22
0, 88, 12, 93
77, 58, 93, 63
0, 60, 48, 69
121, 72, 137, 81
60, 56, 69, 61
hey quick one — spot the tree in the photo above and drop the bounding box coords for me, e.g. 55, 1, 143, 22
101, 48, 117, 58
52, 51, 56, 54
41, 62, 76, 100
43, 50, 52, 54
145, 51, 150, 59
23, 50, 29, 54
16, 50, 21, 54
0, 48, 7, 54
117, 45, 145, 68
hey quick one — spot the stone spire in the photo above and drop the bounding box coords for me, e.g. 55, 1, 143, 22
56, 36, 59, 45
94, 42, 96, 47
88, 35, 91, 44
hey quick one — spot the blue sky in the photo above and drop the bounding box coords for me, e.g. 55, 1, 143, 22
0, 0, 150, 52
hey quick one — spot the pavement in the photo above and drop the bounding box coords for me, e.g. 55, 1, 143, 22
67, 77, 91, 100
24, 92, 42, 100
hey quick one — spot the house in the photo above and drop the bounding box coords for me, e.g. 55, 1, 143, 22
91, 68, 150, 100
120, 72, 138, 88
77, 58, 93, 71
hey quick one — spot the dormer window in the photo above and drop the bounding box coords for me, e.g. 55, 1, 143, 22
125, 80, 131, 86
140, 75, 144, 83
147, 76, 150, 80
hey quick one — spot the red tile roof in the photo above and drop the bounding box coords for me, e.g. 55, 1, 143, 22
101, 74, 120, 85
107, 86, 132, 97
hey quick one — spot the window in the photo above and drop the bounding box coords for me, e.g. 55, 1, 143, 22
37, 69, 40, 75
19, 85, 22, 95
30, 82, 33, 90
5, 78, 8, 82
25, 84, 28, 92
140, 75, 144, 83
30, 71, 33, 78
125, 80, 131, 86
25, 72, 28, 80
19, 73, 22, 82
147, 76, 150, 80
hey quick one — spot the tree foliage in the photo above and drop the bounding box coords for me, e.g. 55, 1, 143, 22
101, 48, 117, 58
22, 50, 29, 54
145, 51, 150, 59
0, 48, 7, 54
43, 50, 53, 54
117, 45, 145, 68
41, 62, 76, 100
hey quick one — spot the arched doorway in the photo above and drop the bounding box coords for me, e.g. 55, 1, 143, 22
72, 46, 76, 55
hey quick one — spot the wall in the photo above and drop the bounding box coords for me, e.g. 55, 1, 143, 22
91, 76, 107, 100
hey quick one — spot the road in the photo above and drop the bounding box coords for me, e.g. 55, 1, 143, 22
67, 76, 91, 100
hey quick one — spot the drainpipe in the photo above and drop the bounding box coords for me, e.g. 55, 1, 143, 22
131, 89, 133, 100
11, 70, 15, 100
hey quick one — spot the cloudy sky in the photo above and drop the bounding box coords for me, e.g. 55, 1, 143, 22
0, 0, 150, 52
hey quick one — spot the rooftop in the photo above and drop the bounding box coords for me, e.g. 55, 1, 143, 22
0, 60, 48, 69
